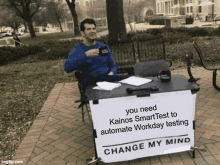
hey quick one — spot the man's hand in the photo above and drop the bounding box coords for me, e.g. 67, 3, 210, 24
85, 49, 99, 57
108, 72, 114, 76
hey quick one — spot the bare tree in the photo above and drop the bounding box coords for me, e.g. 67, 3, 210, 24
86, 1, 96, 18
75, 3, 83, 21
46, 0, 67, 32
65, 0, 80, 35
0, 5, 23, 32
106, 0, 126, 41
86, 0, 106, 21
3, 16, 23, 32
123, 0, 145, 31
123, 0, 133, 31
0, 0, 44, 37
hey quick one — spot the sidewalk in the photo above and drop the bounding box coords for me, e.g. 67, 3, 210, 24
10, 67, 220, 165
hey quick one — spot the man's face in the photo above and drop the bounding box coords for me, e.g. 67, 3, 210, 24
81, 23, 97, 42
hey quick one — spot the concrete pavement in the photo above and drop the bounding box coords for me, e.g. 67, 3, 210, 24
9, 67, 220, 165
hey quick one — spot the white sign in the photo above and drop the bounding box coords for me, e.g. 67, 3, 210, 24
89, 90, 196, 163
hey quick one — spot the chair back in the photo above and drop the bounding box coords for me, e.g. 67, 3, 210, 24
136, 35, 166, 63
134, 60, 170, 77
107, 38, 136, 67
75, 71, 85, 98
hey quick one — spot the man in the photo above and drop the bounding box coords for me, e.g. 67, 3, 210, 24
64, 18, 126, 91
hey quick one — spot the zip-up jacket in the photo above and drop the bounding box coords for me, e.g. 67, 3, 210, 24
64, 41, 117, 90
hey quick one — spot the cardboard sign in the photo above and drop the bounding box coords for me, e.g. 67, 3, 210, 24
89, 90, 196, 163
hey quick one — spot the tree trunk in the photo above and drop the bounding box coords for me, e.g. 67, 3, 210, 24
58, 20, 63, 32
66, 0, 80, 35
71, 10, 80, 35
106, 0, 127, 41
24, 21, 28, 32
26, 19, 36, 38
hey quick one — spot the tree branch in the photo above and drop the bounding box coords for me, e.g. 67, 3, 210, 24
65, 0, 71, 7
30, 9, 40, 18
7, 1, 24, 18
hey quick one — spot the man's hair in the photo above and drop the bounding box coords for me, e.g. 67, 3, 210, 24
80, 18, 96, 32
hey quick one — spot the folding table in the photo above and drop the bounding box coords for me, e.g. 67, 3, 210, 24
85, 75, 200, 164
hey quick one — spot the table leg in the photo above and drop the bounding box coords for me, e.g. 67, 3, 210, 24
85, 103, 99, 165
213, 70, 220, 91
193, 149, 195, 158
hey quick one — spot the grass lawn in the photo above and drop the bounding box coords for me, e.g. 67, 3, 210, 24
0, 59, 75, 161
20, 27, 108, 45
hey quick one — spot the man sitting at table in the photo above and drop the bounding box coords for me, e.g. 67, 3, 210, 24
64, 18, 125, 91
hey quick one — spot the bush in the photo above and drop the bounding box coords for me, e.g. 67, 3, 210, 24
211, 26, 220, 36
0, 44, 47, 65
4, 27, 220, 65
188, 27, 211, 37
163, 32, 192, 44
1, 39, 83, 65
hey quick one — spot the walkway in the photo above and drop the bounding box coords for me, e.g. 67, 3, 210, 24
10, 67, 220, 165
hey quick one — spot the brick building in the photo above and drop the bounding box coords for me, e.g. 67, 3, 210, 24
124, 0, 156, 22
155, 0, 220, 21
61, 0, 107, 30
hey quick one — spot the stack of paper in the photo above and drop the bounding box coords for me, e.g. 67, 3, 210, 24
119, 76, 152, 86
93, 81, 121, 90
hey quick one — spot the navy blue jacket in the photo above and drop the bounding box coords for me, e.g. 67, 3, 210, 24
64, 41, 117, 90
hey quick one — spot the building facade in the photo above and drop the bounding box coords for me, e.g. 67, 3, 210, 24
155, 0, 220, 20
60, 0, 107, 31
123, 0, 156, 22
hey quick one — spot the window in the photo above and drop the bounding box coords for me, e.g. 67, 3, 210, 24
198, 1, 202, 13
168, 1, 170, 13
157, 3, 159, 13
190, 6, 193, 12
162, 2, 165, 13
85, 1, 89, 6
93, 1, 97, 7
75, 1, 79, 6
174, 0, 177, 5
171, 1, 173, 13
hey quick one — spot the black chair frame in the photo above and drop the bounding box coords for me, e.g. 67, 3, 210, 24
74, 71, 92, 123
193, 41, 220, 91
107, 38, 136, 75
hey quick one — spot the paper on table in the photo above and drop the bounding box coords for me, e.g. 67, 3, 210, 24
119, 76, 152, 86
93, 81, 121, 90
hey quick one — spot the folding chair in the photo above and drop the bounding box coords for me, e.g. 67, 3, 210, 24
193, 41, 220, 90
74, 71, 92, 123
107, 38, 136, 75
134, 59, 171, 77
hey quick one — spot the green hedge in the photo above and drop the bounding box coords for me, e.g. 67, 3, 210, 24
0, 45, 46, 65
2, 26, 220, 65
0, 39, 82, 65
